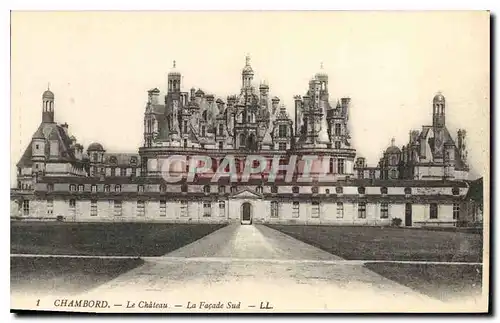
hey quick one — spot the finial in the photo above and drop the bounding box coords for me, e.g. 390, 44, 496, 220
47, 82, 50, 90
173, 60, 176, 68
320, 62, 324, 70
245, 54, 250, 66
391, 138, 395, 146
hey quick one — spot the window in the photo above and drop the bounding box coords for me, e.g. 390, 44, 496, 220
203, 185, 211, 194
46, 199, 53, 215
90, 200, 98, 216
22, 200, 29, 216
231, 185, 238, 193
91, 184, 97, 192
181, 183, 188, 193
183, 139, 188, 148
203, 202, 211, 217
336, 186, 343, 194
380, 203, 389, 219
334, 141, 341, 149
78, 184, 84, 192
292, 201, 300, 218
453, 203, 460, 220
358, 187, 366, 195
357, 170, 364, 179
218, 185, 226, 194
271, 186, 278, 194
404, 187, 412, 196
256, 186, 263, 194
292, 186, 299, 194
180, 201, 188, 217
114, 200, 122, 216
218, 124, 224, 136
358, 202, 366, 218
120, 168, 127, 176
69, 199, 76, 209
160, 200, 166, 217
337, 159, 345, 174
138, 185, 144, 192
219, 200, 225, 217
160, 184, 167, 193
115, 185, 121, 192
430, 203, 438, 219
201, 125, 206, 137
325, 189, 330, 195
137, 201, 145, 216
183, 120, 188, 133
271, 201, 279, 218
47, 184, 54, 192
336, 202, 344, 218
278, 142, 287, 150
311, 186, 318, 194
380, 187, 388, 195
35, 144, 39, 149
278, 125, 287, 138
369, 170, 376, 179
390, 169, 398, 179
452, 187, 460, 195
104, 185, 110, 192
311, 201, 320, 218
335, 123, 341, 136
218, 141, 224, 150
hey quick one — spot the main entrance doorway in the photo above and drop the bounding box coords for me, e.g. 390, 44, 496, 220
241, 202, 252, 225
405, 203, 412, 227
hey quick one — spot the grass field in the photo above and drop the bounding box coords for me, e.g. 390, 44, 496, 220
267, 225, 483, 262
11, 257, 144, 296
11, 222, 226, 256
267, 224, 484, 300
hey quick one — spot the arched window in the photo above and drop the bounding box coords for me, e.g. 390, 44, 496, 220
336, 186, 343, 194
358, 186, 366, 194
256, 186, 263, 194
292, 186, 299, 194
390, 169, 398, 179
203, 185, 211, 193
380, 187, 388, 195
104, 185, 110, 192
325, 189, 330, 195
114, 185, 121, 192
231, 185, 238, 193
159, 184, 167, 193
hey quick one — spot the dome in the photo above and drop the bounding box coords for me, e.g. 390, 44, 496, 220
195, 89, 205, 96
433, 92, 445, 103
259, 82, 269, 89
168, 60, 181, 76
42, 90, 54, 99
385, 138, 401, 154
87, 142, 104, 151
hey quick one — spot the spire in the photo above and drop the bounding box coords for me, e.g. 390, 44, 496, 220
391, 138, 395, 146
47, 82, 50, 91
173, 60, 176, 68
245, 54, 250, 66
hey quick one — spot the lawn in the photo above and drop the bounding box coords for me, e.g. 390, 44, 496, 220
364, 263, 483, 302
267, 225, 483, 262
11, 222, 226, 256
11, 256, 144, 296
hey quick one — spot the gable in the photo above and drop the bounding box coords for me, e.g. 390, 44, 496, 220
231, 188, 262, 199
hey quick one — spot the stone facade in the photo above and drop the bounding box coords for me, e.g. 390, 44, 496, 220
11, 56, 479, 227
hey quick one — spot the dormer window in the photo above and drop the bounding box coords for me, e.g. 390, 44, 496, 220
78, 184, 84, 192
452, 187, 460, 195
203, 185, 211, 194
311, 186, 319, 194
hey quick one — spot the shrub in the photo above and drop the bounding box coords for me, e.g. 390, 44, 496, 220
391, 218, 402, 227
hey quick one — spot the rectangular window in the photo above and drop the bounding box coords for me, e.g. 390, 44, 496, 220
292, 201, 300, 218
380, 203, 389, 219
369, 170, 375, 179
90, 200, 98, 216
278, 125, 287, 138
337, 159, 345, 174
219, 200, 225, 217
311, 201, 320, 218
46, 199, 53, 215
203, 202, 211, 217
335, 123, 341, 136
47, 184, 54, 192
120, 168, 127, 176
180, 201, 188, 217
278, 142, 287, 150
219, 141, 223, 150
329, 158, 334, 174
78, 184, 84, 192
22, 200, 29, 216
137, 201, 145, 216
270, 201, 279, 218
430, 203, 438, 219
91, 184, 97, 192
334, 141, 341, 149
138, 185, 144, 192
336, 202, 344, 218
69, 199, 76, 209
358, 202, 366, 219
160, 200, 166, 217
114, 200, 122, 216
453, 203, 460, 220
70, 184, 76, 192
358, 170, 364, 179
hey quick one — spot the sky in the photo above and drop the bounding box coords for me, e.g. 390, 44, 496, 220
10, 11, 489, 185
